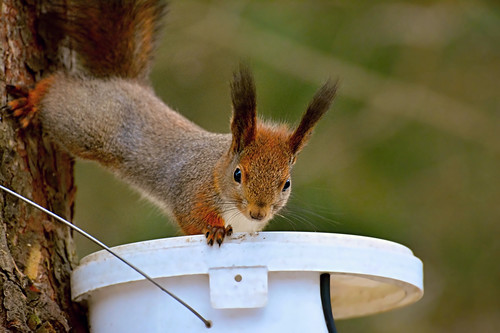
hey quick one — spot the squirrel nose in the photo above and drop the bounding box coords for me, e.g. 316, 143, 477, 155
248, 202, 270, 221
248, 205, 270, 221
250, 210, 266, 220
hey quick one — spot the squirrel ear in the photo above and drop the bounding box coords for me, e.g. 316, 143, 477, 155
230, 65, 257, 153
289, 79, 338, 155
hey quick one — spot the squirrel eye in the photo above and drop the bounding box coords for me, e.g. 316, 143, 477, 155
234, 168, 242, 183
282, 179, 291, 192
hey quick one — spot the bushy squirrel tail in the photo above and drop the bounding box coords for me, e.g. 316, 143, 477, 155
46, 0, 167, 80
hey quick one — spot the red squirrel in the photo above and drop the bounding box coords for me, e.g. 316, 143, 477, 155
3, 0, 337, 246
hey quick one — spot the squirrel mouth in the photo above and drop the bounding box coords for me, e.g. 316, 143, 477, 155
223, 209, 270, 233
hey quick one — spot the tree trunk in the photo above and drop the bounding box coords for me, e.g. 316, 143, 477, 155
0, 1, 87, 332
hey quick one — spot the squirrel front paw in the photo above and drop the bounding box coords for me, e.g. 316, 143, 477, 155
204, 225, 233, 247
2, 77, 55, 128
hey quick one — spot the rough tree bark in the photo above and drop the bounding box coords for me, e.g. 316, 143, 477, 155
0, 1, 87, 332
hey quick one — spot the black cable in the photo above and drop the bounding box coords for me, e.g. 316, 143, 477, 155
320, 273, 338, 333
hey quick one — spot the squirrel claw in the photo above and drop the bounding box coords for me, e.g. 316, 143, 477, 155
4, 77, 54, 128
204, 225, 233, 247
3, 85, 36, 128
225, 225, 233, 237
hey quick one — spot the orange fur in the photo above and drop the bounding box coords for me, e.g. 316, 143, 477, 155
240, 124, 293, 167
181, 196, 232, 246
7, 76, 56, 128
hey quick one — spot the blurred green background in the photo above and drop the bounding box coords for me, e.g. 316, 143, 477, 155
73, 1, 499, 332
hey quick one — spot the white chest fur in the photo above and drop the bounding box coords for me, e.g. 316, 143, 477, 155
221, 209, 267, 233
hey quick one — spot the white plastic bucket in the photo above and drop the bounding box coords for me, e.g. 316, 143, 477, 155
71, 232, 424, 332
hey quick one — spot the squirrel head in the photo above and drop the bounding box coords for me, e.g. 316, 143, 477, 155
216, 66, 337, 231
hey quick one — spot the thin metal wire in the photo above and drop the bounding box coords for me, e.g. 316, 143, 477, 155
0, 184, 212, 329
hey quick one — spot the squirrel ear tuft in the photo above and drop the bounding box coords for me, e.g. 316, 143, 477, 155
289, 79, 338, 155
230, 64, 257, 153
